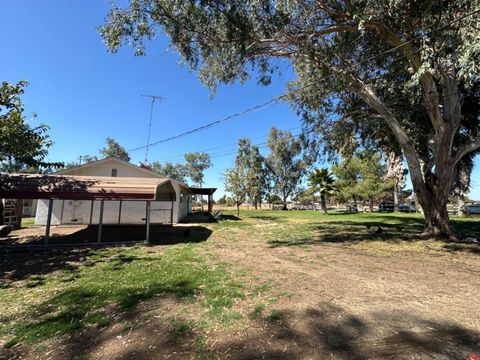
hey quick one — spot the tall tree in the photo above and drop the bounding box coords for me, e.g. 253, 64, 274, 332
265, 128, 306, 209
100, 1, 480, 238
308, 168, 336, 213
150, 161, 188, 183
100, 137, 130, 162
0, 81, 58, 173
185, 152, 212, 210
238, 139, 268, 209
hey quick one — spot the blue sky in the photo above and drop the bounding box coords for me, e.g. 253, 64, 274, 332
1, 1, 479, 200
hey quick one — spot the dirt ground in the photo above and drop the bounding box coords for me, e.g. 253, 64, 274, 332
1, 213, 479, 359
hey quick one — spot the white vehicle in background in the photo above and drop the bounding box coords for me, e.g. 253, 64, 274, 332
464, 203, 480, 215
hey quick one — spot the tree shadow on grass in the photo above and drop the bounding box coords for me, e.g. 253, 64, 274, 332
250, 215, 284, 222
219, 214, 241, 221
268, 222, 422, 248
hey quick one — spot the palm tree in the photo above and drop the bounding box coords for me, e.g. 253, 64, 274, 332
308, 168, 336, 214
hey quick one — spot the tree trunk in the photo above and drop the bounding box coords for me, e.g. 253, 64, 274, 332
369, 199, 374, 212
457, 195, 465, 216
408, 157, 456, 238
320, 193, 327, 214
237, 204, 240, 217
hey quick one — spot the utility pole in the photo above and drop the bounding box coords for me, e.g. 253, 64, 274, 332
141, 94, 163, 163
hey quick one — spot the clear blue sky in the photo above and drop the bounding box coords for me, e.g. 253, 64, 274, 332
1, 1, 479, 200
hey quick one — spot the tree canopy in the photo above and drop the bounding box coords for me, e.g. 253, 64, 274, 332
100, 137, 131, 162
0, 81, 58, 173
332, 151, 393, 210
265, 128, 306, 207
150, 161, 188, 183
184, 152, 212, 187
100, 1, 480, 237
224, 138, 264, 215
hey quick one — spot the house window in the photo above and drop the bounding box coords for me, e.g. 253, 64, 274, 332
111, 168, 118, 177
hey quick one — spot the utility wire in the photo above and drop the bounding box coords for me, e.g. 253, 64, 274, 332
128, 7, 479, 153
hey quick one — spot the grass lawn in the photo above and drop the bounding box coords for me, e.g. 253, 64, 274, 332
20, 217, 35, 228
1, 211, 479, 359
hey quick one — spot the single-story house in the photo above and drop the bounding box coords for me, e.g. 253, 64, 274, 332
34, 158, 193, 225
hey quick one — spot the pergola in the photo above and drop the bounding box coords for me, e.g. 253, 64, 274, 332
0, 173, 177, 245
189, 187, 217, 213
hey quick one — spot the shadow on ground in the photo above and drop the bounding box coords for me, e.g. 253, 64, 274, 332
0, 225, 212, 285
3, 301, 478, 360
0, 225, 212, 246
214, 302, 480, 360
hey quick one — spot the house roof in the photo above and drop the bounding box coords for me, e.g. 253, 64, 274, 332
0, 174, 177, 201
57, 157, 193, 193
57, 157, 163, 178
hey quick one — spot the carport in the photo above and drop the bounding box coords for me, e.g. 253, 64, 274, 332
0, 173, 176, 245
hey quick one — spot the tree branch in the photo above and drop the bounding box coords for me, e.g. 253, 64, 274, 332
454, 139, 480, 166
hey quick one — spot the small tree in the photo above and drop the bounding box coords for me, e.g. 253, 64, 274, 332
100, 137, 130, 162
224, 167, 247, 217
356, 153, 394, 211
308, 168, 336, 214
332, 152, 393, 211
332, 158, 361, 210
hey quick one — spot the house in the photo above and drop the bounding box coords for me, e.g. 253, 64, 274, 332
34, 158, 193, 225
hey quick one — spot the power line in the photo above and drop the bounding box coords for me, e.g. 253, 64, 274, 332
151, 125, 302, 162
127, 7, 479, 153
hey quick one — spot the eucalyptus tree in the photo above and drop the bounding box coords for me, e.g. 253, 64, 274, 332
224, 139, 254, 216
100, 1, 480, 238
185, 152, 212, 209
265, 128, 306, 209
184, 152, 212, 187
150, 161, 188, 183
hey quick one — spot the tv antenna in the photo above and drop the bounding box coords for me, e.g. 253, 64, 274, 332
141, 94, 163, 162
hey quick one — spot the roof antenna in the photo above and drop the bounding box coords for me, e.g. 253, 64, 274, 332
141, 94, 163, 162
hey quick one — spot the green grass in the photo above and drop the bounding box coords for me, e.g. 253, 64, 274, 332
1, 244, 244, 347
268, 309, 283, 321
21, 217, 35, 228
2, 210, 479, 354
250, 303, 266, 319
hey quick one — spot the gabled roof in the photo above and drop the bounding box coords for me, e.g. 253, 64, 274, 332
57, 157, 164, 178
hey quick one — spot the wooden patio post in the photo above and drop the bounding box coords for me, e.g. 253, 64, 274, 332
97, 200, 104, 243
118, 200, 123, 225
89, 200, 94, 225
44, 198, 54, 245
145, 201, 151, 245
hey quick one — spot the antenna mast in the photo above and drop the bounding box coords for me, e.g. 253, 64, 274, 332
141, 94, 163, 162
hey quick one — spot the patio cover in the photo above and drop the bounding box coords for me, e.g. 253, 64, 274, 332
0, 174, 177, 201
